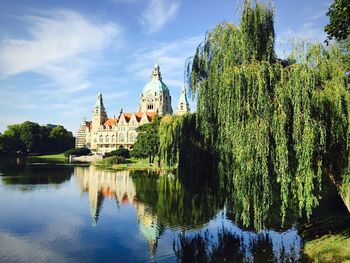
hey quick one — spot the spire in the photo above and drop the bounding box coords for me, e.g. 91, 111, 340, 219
94, 93, 104, 110
91, 93, 107, 130
151, 63, 162, 81
92, 93, 107, 116
176, 84, 190, 115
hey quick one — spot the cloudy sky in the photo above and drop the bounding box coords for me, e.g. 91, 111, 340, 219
0, 0, 331, 134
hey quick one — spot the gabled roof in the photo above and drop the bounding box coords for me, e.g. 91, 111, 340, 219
103, 118, 118, 128
89, 112, 155, 129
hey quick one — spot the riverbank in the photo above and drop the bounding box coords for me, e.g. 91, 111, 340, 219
301, 214, 350, 262
30, 154, 175, 170
95, 157, 176, 171
33, 153, 67, 160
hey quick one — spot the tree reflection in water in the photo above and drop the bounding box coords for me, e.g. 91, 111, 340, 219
0, 156, 73, 188
74, 166, 303, 261
173, 226, 301, 263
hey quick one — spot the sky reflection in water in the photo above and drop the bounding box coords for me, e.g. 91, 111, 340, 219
0, 160, 302, 262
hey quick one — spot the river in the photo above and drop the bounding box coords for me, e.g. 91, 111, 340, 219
0, 157, 305, 262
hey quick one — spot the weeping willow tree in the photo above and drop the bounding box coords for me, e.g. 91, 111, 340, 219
159, 0, 350, 230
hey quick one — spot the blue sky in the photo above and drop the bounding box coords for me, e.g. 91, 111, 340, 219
0, 0, 332, 134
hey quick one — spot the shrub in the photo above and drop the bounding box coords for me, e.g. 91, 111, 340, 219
104, 148, 130, 158
64, 147, 91, 157
96, 156, 129, 166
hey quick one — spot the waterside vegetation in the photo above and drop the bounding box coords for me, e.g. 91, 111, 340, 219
157, 0, 350, 233
0, 121, 74, 155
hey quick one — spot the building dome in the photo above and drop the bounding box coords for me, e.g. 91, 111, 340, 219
142, 64, 168, 96
142, 79, 168, 96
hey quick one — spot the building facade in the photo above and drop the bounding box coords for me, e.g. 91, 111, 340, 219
76, 64, 189, 154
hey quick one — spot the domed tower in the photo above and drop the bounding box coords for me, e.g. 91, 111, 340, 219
139, 64, 173, 116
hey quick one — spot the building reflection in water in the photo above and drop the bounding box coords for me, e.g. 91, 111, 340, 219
74, 166, 161, 255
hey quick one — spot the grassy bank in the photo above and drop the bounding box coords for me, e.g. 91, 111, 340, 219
31, 153, 67, 160
301, 215, 350, 262
95, 157, 175, 171
304, 233, 350, 262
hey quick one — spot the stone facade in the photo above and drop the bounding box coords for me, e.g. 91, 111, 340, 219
76, 64, 189, 154
138, 64, 173, 116
176, 85, 190, 115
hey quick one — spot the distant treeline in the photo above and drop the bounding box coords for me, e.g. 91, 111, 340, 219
0, 121, 74, 155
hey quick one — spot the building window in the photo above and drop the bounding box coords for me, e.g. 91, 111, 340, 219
111, 135, 115, 142
105, 135, 109, 143
119, 133, 125, 142
99, 135, 103, 143
130, 133, 136, 143
180, 103, 183, 110
147, 104, 154, 110
94, 138, 97, 143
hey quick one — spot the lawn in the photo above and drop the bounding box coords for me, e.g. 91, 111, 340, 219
31, 153, 67, 160
304, 234, 350, 263
301, 214, 350, 263
95, 157, 175, 170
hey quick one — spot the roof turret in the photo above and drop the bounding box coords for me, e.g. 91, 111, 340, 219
142, 64, 168, 96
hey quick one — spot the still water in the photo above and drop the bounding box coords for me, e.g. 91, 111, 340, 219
0, 158, 302, 262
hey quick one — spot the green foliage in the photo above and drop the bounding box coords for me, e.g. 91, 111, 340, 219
131, 170, 222, 228
131, 116, 161, 163
159, 1, 350, 230
49, 125, 74, 153
104, 148, 130, 158
0, 134, 26, 154
95, 156, 128, 166
325, 0, 350, 43
1, 122, 73, 154
64, 147, 91, 157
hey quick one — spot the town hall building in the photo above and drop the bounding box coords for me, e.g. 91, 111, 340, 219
75, 63, 189, 154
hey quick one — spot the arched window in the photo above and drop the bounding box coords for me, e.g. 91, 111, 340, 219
119, 133, 125, 142
105, 135, 109, 143
94, 138, 97, 143
99, 135, 103, 143
180, 103, 184, 110
111, 135, 115, 142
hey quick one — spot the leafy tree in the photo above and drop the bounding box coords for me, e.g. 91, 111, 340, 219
131, 116, 161, 163
1, 122, 73, 154
0, 134, 25, 154
18, 121, 43, 153
4, 124, 21, 138
325, 0, 350, 43
50, 125, 74, 153
159, 0, 350, 230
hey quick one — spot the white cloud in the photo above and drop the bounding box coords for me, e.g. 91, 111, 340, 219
126, 35, 202, 113
127, 36, 202, 87
275, 2, 330, 59
0, 231, 71, 263
276, 22, 327, 59
0, 9, 121, 92
141, 0, 180, 33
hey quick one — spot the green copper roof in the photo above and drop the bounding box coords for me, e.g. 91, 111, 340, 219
139, 220, 160, 241
142, 79, 168, 95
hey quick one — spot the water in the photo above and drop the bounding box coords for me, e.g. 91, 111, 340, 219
0, 157, 303, 262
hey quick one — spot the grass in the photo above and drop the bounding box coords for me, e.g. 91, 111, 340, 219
31, 153, 67, 160
304, 234, 350, 263
95, 156, 175, 171
301, 215, 350, 263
